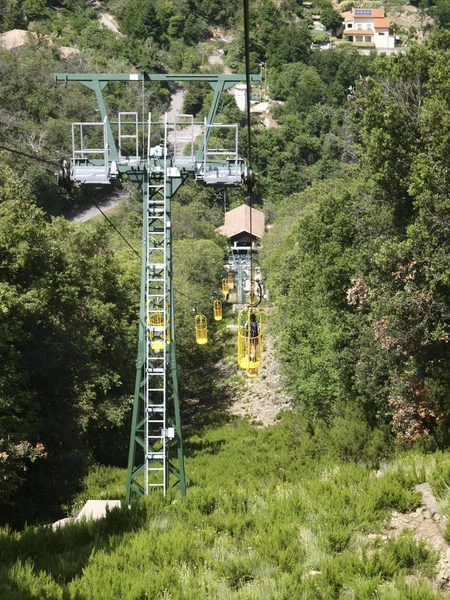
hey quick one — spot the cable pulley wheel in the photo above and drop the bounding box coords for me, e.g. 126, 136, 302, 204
245, 167, 255, 192
57, 161, 71, 190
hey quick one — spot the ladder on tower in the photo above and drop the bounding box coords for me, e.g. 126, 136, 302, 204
145, 114, 174, 492
118, 112, 140, 165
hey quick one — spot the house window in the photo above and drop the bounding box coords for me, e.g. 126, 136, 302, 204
347, 23, 352, 28
378, 32, 385, 35
366, 23, 371, 29
355, 35, 363, 41
356, 23, 362, 30
364, 36, 371, 42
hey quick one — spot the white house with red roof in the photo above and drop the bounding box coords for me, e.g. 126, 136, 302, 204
342, 8, 395, 49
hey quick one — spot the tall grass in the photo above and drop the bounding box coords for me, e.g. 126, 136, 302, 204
0, 413, 448, 599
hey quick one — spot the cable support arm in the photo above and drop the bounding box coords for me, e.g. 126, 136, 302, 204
55, 73, 262, 85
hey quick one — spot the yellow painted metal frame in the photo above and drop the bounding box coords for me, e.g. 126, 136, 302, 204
238, 308, 262, 377
213, 300, 223, 321
195, 314, 208, 345
148, 311, 170, 351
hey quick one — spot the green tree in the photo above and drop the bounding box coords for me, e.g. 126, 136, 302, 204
430, 1, 450, 27
266, 24, 312, 69
320, 6, 343, 31
0, 165, 137, 524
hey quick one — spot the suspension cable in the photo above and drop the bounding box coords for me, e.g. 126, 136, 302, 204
243, 0, 259, 306
81, 186, 142, 259
0, 144, 61, 170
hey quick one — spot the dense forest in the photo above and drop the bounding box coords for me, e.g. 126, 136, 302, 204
3, 0, 450, 595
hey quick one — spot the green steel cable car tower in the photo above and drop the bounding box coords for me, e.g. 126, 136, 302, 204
54, 71, 260, 502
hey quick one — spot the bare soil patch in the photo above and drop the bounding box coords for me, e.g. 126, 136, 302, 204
388, 5, 435, 41
228, 325, 293, 426
386, 483, 450, 590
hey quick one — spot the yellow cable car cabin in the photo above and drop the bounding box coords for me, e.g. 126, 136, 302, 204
222, 278, 228, 295
195, 314, 208, 345
228, 272, 235, 291
213, 300, 223, 321
148, 310, 169, 351
238, 308, 262, 378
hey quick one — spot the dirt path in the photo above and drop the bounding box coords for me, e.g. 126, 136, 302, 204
208, 49, 233, 74
66, 188, 131, 222
99, 12, 124, 36
228, 324, 293, 426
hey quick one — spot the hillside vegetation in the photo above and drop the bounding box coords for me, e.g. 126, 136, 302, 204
4, 414, 450, 598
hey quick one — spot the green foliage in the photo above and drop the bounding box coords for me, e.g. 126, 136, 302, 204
2, 5, 450, 597
261, 30, 450, 448
0, 165, 138, 525
266, 23, 312, 69
320, 5, 343, 30
173, 236, 226, 400
430, 2, 450, 27
0, 415, 446, 598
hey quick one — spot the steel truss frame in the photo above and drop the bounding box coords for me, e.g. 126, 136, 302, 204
54, 71, 261, 502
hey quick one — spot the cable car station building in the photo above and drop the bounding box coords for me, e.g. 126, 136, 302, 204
216, 204, 265, 255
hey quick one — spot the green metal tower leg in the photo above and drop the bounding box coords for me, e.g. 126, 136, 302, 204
125, 169, 148, 503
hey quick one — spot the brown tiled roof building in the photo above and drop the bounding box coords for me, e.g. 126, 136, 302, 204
216, 205, 265, 241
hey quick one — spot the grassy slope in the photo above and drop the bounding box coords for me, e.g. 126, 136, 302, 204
2, 411, 450, 599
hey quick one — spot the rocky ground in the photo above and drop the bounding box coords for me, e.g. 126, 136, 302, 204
386, 482, 450, 591
389, 4, 435, 40
228, 326, 293, 426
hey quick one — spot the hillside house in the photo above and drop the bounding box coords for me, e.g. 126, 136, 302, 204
342, 8, 395, 49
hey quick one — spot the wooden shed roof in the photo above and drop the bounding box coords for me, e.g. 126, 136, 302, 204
216, 205, 265, 239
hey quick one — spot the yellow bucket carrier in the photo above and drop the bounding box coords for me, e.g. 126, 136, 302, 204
195, 314, 208, 345
148, 310, 170, 351
238, 307, 262, 378
213, 300, 223, 321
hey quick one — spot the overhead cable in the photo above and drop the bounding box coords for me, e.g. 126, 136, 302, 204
243, 0, 255, 300
81, 186, 142, 260
0, 144, 60, 171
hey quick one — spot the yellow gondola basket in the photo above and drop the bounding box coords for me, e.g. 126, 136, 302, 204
238, 308, 262, 377
195, 314, 208, 345
222, 278, 228, 295
148, 310, 170, 351
213, 300, 223, 321
228, 272, 235, 291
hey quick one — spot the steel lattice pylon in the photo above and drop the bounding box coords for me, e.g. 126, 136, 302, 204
126, 146, 186, 498
54, 72, 261, 501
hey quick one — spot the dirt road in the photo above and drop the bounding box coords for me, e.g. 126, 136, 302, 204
99, 12, 123, 36
208, 49, 233, 74
67, 188, 131, 223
